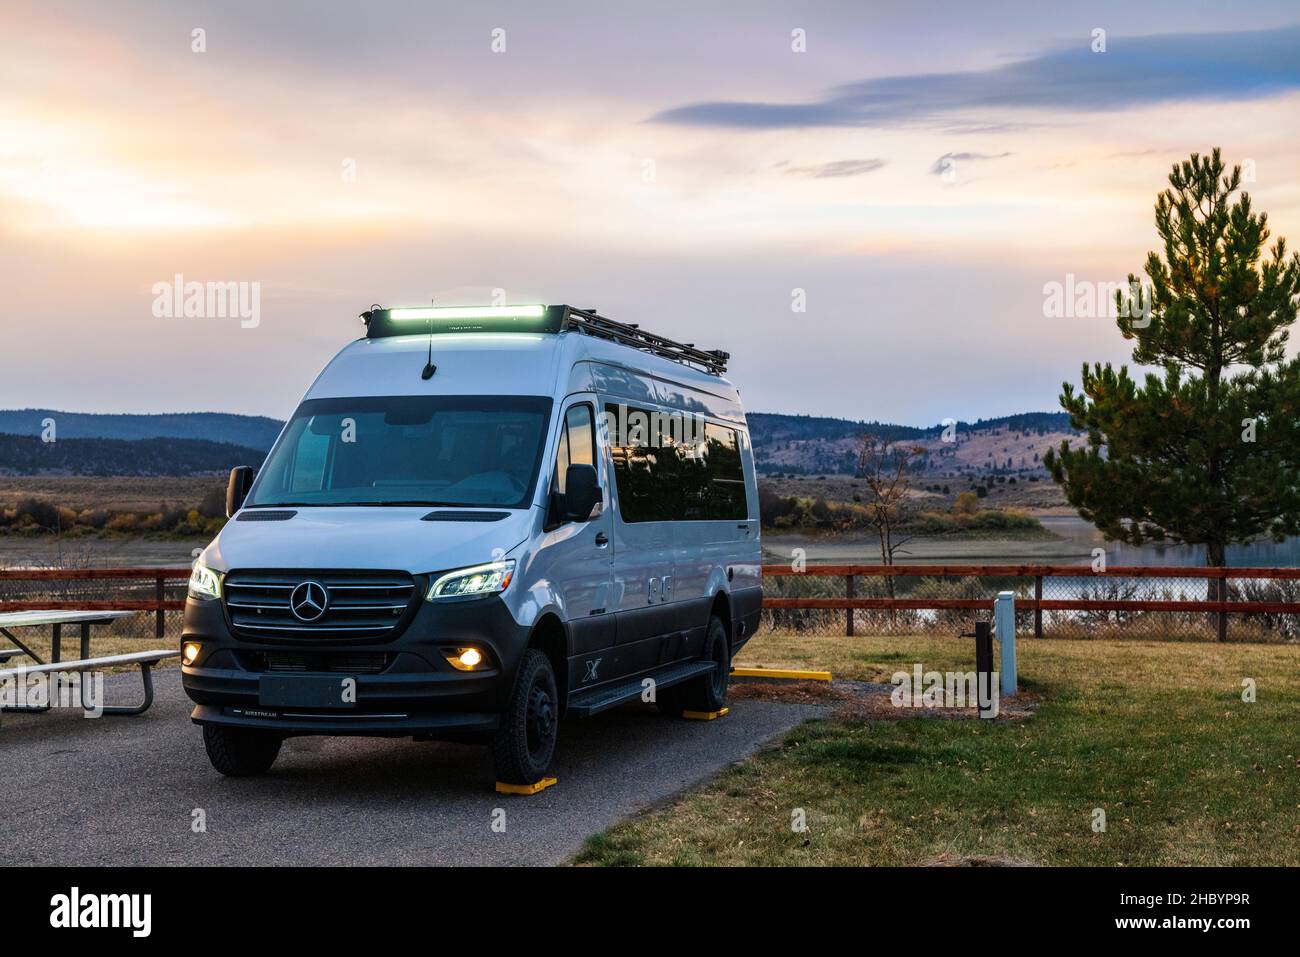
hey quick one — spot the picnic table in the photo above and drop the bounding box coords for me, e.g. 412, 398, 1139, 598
0, 610, 179, 716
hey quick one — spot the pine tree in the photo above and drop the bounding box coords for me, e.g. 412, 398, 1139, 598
1045, 149, 1300, 582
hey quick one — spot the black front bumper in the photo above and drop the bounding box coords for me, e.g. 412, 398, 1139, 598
181, 590, 530, 739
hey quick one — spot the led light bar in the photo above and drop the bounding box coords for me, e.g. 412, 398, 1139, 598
359, 302, 729, 374
364, 304, 560, 337
388, 305, 546, 321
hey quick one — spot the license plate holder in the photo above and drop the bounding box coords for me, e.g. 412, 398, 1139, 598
259, 674, 356, 709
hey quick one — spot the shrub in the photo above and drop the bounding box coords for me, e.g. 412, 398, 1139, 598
198, 487, 227, 519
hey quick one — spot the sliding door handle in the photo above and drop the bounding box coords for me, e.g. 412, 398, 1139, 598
594, 532, 609, 546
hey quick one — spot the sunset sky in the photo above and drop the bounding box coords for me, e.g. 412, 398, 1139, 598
3, 0, 1299, 425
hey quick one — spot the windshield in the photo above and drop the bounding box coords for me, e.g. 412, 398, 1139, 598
246, 395, 553, 508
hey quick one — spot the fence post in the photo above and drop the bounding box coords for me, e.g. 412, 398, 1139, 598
155, 575, 165, 640
995, 591, 1016, 698
1033, 575, 1043, 638
1217, 569, 1228, 643
973, 620, 995, 718
845, 574, 855, 637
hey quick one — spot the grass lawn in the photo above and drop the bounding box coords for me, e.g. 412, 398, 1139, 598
574, 632, 1300, 866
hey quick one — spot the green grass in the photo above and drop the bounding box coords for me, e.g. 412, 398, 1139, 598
573, 633, 1300, 866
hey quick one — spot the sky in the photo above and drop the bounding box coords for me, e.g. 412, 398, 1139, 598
2, 0, 1299, 426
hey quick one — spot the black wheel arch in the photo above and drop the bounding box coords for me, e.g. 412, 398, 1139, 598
709, 590, 733, 649
527, 612, 569, 715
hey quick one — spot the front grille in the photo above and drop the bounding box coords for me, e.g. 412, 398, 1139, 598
223, 570, 417, 641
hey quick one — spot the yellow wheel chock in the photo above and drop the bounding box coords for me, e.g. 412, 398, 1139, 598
495, 776, 558, 795
682, 707, 730, 721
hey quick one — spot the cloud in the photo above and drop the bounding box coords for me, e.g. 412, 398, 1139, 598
651, 26, 1300, 129
785, 158, 887, 178
929, 152, 1012, 175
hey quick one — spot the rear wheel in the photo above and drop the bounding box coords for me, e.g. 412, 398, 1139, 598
202, 725, 282, 777
658, 615, 730, 716
492, 649, 559, 784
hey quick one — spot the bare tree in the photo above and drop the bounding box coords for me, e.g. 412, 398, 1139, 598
856, 435, 924, 612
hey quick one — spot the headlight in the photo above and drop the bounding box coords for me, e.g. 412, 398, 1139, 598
188, 561, 222, 601
427, 560, 515, 601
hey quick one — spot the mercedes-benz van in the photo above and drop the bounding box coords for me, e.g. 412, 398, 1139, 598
181, 304, 762, 785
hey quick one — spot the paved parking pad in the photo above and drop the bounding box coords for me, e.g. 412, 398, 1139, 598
1, 669, 828, 865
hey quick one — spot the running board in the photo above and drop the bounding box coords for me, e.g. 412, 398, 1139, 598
567, 660, 716, 717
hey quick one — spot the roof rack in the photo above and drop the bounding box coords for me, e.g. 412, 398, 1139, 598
360, 304, 729, 376
557, 306, 729, 376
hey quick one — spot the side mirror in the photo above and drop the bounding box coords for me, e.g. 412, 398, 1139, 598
563, 463, 601, 522
226, 466, 256, 518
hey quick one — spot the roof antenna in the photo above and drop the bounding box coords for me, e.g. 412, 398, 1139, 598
420, 307, 437, 380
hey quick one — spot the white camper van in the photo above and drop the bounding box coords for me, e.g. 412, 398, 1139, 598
182, 304, 762, 784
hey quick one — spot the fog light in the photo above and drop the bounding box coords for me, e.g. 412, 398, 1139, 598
182, 641, 201, 666
442, 646, 488, 671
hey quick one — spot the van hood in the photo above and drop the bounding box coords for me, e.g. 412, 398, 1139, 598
206, 507, 534, 574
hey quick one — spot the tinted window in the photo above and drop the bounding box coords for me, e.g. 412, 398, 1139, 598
702, 423, 748, 519
247, 395, 552, 508
552, 404, 595, 494
606, 404, 677, 522
606, 404, 749, 522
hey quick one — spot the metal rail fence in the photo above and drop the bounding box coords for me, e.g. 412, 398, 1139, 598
2, 564, 1299, 644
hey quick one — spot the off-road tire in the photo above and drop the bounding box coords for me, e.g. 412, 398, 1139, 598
657, 615, 730, 716
492, 649, 559, 785
202, 725, 283, 777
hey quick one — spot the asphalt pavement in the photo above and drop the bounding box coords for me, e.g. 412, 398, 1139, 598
1, 668, 827, 865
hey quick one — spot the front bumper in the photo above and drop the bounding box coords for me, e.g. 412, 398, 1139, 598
181, 589, 530, 738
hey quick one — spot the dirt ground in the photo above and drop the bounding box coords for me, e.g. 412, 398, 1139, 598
0, 476, 223, 512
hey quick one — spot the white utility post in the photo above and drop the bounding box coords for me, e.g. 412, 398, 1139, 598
995, 591, 1016, 698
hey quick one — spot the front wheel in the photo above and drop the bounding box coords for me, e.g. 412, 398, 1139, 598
492, 649, 559, 784
202, 725, 282, 777
658, 615, 730, 716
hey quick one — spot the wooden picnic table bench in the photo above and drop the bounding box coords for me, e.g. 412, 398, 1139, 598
0, 610, 179, 716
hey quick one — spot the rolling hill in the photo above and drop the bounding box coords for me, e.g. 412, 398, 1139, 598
748, 411, 1079, 476
0, 434, 266, 477
0, 408, 1080, 477
0, 409, 284, 450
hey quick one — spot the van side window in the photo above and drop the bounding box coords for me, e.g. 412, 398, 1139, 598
606, 403, 677, 522
703, 423, 747, 519
553, 404, 595, 494
677, 422, 748, 520
607, 404, 750, 523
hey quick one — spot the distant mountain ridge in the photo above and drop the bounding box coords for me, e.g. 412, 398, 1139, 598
0, 409, 284, 451
747, 410, 1077, 475
0, 408, 1078, 477
0, 434, 267, 477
